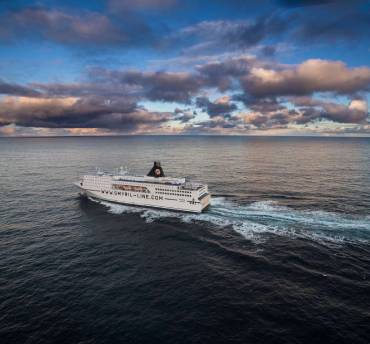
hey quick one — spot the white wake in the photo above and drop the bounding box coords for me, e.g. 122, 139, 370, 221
89, 197, 370, 245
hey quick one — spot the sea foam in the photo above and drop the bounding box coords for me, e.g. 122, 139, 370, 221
89, 197, 370, 245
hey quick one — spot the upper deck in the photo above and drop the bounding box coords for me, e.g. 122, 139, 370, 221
92, 172, 205, 191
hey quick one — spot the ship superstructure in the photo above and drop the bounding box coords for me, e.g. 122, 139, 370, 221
75, 162, 210, 213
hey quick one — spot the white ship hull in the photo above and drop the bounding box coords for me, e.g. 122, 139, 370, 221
74, 174, 210, 213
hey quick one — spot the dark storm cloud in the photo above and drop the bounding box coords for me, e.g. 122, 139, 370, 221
0, 79, 41, 97
0, 96, 171, 130
196, 97, 237, 117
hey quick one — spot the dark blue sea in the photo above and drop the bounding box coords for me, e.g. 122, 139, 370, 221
1, 136, 370, 344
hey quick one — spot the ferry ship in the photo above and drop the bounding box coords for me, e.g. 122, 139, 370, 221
74, 162, 211, 213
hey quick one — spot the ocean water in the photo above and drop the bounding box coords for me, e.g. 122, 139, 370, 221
1, 136, 370, 344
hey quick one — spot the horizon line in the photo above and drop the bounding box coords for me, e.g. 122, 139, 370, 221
1, 134, 370, 139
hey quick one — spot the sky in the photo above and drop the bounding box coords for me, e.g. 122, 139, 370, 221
0, 0, 369, 136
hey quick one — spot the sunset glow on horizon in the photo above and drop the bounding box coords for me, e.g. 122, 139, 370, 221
0, 0, 369, 136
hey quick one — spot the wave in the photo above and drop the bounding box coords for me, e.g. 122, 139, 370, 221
89, 197, 370, 245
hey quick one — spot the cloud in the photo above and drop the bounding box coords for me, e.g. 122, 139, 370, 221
15, 56, 370, 101
291, 97, 369, 123
196, 56, 256, 91
32, 81, 142, 99
185, 101, 370, 134
236, 97, 368, 129
33, 68, 203, 104
0, 79, 41, 96
195, 57, 370, 99
2, 56, 368, 135
89, 69, 203, 103
173, 108, 196, 122
234, 95, 286, 112
0, 96, 171, 131
163, 2, 369, 57
0, 124, 112, 137
238, 108, 295, 128
294, 6, 370, 42
242, 59, 370, 97
187, 115, 245, 134
164, 5, 369, 58
170, 15, 288, 55
196, 96, 237, 117
108, 0, 177, 11
0, 0, 367, 57
278, 0, 338, 7
33, 55, 254, 103
0, 7, 155, 47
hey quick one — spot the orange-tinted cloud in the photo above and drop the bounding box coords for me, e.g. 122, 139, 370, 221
242, 59, 370, 97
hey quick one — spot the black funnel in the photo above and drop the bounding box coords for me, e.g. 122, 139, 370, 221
147, 161, 165, 177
